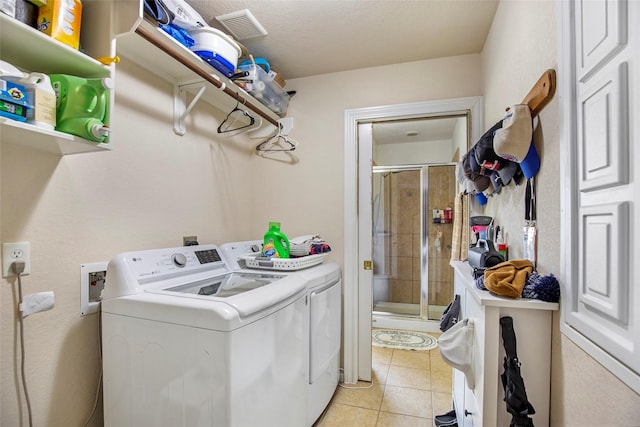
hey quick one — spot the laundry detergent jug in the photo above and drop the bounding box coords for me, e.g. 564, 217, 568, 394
50, 74, 112, 143
21, 73, 57, 130
262, 222, 290, 258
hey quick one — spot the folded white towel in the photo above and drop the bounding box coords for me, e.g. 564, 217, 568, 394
290, 235, 320, 245
289, 235, 325, 256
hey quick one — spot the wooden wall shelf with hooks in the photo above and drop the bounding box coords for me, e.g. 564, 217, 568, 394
522, 69, 556, 117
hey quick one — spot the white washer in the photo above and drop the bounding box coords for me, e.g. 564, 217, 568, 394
220, 241, 342, 426
101, 244, 308, 427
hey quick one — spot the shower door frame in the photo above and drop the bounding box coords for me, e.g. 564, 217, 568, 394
372, 163, 457, 321
372, 165, 429, 320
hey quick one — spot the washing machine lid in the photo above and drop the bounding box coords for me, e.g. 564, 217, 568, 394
157, 271, 286, 298
147, 271, 303, 317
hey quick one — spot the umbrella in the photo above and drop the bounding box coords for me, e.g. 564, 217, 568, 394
500, 316, 535, 427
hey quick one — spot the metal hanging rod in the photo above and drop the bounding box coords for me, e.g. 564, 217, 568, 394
135, 24, 279, 127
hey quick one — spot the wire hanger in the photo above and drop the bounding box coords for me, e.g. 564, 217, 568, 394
256, 119, 298, 152
217, 94, 261, 137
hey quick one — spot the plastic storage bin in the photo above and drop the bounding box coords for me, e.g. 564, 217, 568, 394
189, 27, 240, 77
238, 64, 289, 115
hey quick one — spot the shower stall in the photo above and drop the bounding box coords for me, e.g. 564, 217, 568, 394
372, 164, 456, 323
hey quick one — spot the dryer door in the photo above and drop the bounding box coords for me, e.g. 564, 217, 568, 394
309, 278, 342, 383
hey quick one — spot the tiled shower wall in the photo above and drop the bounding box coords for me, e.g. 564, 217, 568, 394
388, 170, 421, 303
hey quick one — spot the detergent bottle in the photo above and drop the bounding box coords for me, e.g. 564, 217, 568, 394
262, 222, 290, 258
20, 73, 56, 130
49, 74, 113, 143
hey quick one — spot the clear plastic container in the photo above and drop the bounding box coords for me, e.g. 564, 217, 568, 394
238, 64, 289, 115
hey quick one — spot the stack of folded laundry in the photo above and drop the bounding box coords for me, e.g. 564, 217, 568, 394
289, 235, 331, 257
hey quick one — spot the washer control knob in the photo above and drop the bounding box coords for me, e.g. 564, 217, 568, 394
250, 244, 261, 253
172, 253, 187, 267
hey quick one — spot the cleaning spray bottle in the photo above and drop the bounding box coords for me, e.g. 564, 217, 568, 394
262, 222, 290, 258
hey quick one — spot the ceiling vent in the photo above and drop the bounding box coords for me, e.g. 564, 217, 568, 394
215, 9, 268, 40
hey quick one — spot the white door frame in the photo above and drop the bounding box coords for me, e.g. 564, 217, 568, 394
356, 123, 374, 381
343, 96, 483, 384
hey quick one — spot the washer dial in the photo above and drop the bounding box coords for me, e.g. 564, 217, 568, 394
172, 253, 187, 267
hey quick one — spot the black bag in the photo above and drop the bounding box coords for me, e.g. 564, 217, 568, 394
500, 316, 535, 427
468, 239, 505, 270
439, 294, 460, 332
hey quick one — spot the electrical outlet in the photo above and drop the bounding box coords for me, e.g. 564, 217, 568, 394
80, 262, 107, 316
2, 242, 31, 277
183, 235, 198, 246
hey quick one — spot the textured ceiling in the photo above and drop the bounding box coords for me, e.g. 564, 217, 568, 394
187, 0, 499, 80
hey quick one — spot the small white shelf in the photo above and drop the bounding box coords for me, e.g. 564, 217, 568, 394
0, 14, 110, 79
1, 13, 112, 155
1, 118, 110, 154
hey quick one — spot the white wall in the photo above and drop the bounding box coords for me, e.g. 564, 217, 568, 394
375, 139, 453, 165
0, 59, 256, 426
451, 116, 467, 161
249, 54, 484, 269
480, 1, 640, 425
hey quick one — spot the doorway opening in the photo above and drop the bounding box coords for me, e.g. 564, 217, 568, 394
343, 96, 483, 384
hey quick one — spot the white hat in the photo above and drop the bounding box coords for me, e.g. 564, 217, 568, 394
437, 318, 475, 389
493, 105, 540, 179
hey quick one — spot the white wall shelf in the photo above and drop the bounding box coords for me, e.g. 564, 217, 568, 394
0, 14, 111, 79
113, 17, 281, 135
0, 12, 113, 155
0, 118, 109, 155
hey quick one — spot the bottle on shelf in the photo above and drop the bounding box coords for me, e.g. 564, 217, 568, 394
49, 74, 112, 142
21, 72, 56, 130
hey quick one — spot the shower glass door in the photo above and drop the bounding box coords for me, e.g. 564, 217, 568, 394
372, 164, 456, 320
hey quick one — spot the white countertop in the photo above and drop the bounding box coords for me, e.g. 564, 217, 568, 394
451, 260, 559, 311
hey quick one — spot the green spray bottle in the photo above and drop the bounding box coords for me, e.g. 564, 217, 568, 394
262, 222, 290, 258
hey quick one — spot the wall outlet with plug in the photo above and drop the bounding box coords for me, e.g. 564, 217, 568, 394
80, 262, 107, 315
183, 235, 198, 246
2, 242, 31, 277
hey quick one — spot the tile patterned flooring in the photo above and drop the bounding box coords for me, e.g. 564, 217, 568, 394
314, 337, 453, 427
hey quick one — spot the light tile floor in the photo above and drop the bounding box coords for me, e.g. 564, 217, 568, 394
314, 335, 453, 427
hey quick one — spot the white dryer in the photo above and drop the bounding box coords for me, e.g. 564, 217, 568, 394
101, 244, 308, 427
220, 241, 342, 426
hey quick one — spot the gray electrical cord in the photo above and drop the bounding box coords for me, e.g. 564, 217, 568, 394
82, 313, 102, 427
14, 261, 33, 427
